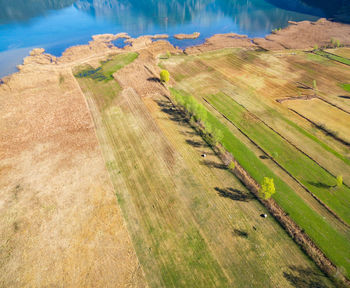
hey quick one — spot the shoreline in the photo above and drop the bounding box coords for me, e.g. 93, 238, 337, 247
1, 16, 350, 287
1, 18, 350, 82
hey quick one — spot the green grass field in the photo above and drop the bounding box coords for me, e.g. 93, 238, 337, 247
314, 50, 350, 66
170, 88, 350, 279
160, 48, 350, 280
205, 92, 350, 225
74, 52, 334, 287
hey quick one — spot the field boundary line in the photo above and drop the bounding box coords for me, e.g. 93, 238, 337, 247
220, 93, 350, 185
289, 108, 350, 148
168, 91, 350, 286
203, 97, 350, 229
311, 50, 350, 67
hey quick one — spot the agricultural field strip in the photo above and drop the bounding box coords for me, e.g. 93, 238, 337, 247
276, 113, 350, 167
169, 88, 350, 278
167, 48, 350, 120
200, 96, 348, 234
288, 108, 350, 148
324, 48, 350, 60
230, 97, 350, 183
171, 51, 350, 182
202, 49, 350, 116
79, 78, 231, 287
85, 84, 296, 286
210, 49, 350, 120
316, 93, 350, 116
314, 50, 350, 66
203, 96, 350, 230
77, 66, 258, 286
170, 50, 350, 230
194, 51, 350, 178
74, 53, 332, 287
86, 87, 176, 287
194, 49, 349, 151
204, 93, 350, 227
144, 94, 333, 287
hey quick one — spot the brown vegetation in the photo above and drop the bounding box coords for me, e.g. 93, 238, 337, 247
0, 37, 148, 287
174, 32, 200, 39
186, 18, 350, 54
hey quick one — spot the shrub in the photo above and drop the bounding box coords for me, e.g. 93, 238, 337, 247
313, 44, 318, 51
228, 161, 235, 170
59, 74, 65, 84
160, 70, 170, 83
259, 177, 276, 200
336, 175, 343, 188
211, 128, 223, 146
331, 38, 335, 46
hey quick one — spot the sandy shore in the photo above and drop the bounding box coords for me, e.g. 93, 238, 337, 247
185, 18, 350, 54
174, 32, 200, 40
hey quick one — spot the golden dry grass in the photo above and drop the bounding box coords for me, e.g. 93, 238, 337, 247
286, 98, 350, 144
0, 63, 146, 287
325, 48, 350, 59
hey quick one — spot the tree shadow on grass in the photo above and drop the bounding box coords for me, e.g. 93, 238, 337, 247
233, 229, 249, 238
147, 77, 161, 83
201, 160, 227, 170
215, 187, 254, 202
283, 265, 330, 288
185, 139, 203, 148
259, 155, 269, 159
156, 99, 186, 124
307, 181, 333, 189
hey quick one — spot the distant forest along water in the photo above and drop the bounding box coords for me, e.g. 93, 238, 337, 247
0, 0, 348, 77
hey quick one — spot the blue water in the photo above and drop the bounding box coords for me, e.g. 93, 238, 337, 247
0, 0, 323, 77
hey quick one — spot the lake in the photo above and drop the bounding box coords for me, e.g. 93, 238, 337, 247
0, 0, 326, 77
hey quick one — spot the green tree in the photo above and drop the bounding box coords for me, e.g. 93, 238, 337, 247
160, 70, 170, 83
336, 175, 343, 188
211, 129, 223, 146
228, 161, 235, 170
259, 177, 276, 200
195, 104, 207, 123
331, 38, 335, 47
204, 122, 212, 134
